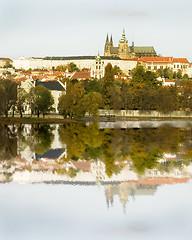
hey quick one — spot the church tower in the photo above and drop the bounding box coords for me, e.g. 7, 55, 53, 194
118, 29, 129, 59
104, 34, 111, 56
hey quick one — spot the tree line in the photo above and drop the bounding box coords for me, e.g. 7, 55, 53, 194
58, 64, 192, 118
0, 79, 54, 117
0, 64, 192, 118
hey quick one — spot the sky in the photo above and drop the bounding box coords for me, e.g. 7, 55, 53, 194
0, 0, 192, 61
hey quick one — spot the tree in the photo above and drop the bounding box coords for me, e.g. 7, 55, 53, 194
81, 79, 103, 94
0, 79, 17, 117
83, 92, 103, 118
177, 70, 182, 79
113, 65, 122, 75
55, 65, 67, 72
130, 65, 146, 85
16, 87, 27, 117
58, 82, 86, 118
103, 63, 115, 105
68, 62, 80, 72
4, 60, 13, 68
130, 66, 161, 89
30, 85, 54, 118
179, 82, 192, 111
155, 86, 179, 112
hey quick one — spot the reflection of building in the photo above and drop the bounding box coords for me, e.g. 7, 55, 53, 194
105, 182, 157, 212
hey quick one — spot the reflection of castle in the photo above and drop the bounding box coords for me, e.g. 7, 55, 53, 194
105, 182, 157, 213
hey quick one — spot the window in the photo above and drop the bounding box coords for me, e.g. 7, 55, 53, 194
177, 65, 179, 68
154, 66, 157, 70
160, 66, 163, 70
148, 66, 151, 70
174, 65, 176, 68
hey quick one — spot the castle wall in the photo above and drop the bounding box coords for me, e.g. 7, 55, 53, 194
13, 57, 138, 75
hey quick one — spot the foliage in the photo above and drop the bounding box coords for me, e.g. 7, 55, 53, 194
68, 62, 80, 72
103, 63, 115, 105
0, 79, 17, 117
130, 66, 161, 89
58, 82, 86, 118
83, 92, 103, 118
29, 85, 54, 117
113, 65, 122, 75
16, 87, 27, 117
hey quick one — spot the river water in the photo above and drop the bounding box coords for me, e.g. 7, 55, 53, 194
0, 121, 192, 240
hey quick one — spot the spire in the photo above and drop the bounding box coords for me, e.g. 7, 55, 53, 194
110, 34, 113, 47
106, 33, 109, 43
110, 34, 113, 43
96, 51, 101, 61
120, 28, 127, 43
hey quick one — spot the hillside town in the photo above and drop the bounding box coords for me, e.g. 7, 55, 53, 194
0, 30, 192, 118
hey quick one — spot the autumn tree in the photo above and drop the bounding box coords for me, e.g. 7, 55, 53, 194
83, 92, 103, 118
58, 82, 86, 118
103, 63, 115, 105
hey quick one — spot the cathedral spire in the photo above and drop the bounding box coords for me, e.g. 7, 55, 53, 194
106, 33, 109, 43
110, 34, 113, 47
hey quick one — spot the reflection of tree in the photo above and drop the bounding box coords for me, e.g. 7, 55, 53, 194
58, 123, 103, 161
27, 125, 54, 155
58, 124, 192, 177
0, 125, 17, 160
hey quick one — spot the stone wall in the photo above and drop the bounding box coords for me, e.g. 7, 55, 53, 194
98, 109, 192, 118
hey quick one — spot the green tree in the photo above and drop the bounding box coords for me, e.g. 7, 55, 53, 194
68, 62, 80, 72
130, 65, 146, 85
30, 85, 54, 118
113, 65, 122, 75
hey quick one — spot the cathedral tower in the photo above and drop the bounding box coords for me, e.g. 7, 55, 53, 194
118, 29, 129, 59
104, 34, 111, 56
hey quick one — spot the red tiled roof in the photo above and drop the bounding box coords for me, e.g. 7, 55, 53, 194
139, 57, 189, 64
71, 71, 91, 80
173, 58, 189, 63
139, 57, 173, 63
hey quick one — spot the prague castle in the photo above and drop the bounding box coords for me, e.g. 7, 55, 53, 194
104, 29, 157, 59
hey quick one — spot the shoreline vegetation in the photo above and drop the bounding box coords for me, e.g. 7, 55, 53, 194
0, 112, 192, 125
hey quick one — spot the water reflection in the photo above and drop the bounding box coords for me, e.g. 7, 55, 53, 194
0, 122, 192, 202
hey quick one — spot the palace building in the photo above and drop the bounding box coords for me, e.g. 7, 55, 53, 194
104, 29, 157, 59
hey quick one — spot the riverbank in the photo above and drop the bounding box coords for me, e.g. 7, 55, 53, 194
0, 117, 81, 124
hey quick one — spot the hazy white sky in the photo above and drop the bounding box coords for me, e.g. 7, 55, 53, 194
1, 0, 192, 61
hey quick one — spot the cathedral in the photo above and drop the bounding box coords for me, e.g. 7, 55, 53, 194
104, 29, 157, 59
